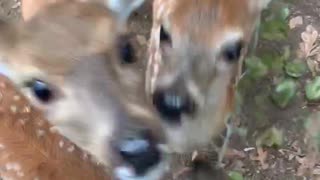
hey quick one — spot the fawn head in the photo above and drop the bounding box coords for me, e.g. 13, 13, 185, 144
146, 0, 272, 152
0, 0, 169, 179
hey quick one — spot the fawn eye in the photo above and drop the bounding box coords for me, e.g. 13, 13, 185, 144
160, 26, 171, 43
27, 79, 54, 103
222, 41, 243, 62
118, 35, 136, 64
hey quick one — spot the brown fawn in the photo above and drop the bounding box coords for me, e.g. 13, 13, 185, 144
0, 76, 111, 180
0, 0, 170, 179
146, 0, 272, 153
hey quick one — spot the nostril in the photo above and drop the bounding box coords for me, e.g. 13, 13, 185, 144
118, 137, 161, 175
152, 90, 195, 124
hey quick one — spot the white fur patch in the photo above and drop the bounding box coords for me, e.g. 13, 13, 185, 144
250, 0, 272, 10
215, 31, 244, 51
114, 160, 169, 180
0, 63, 14, 78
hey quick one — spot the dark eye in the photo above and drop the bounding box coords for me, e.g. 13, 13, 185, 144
223, 41, 243, 62
160, 26, 171, 43
117, 35, 136, 64
28, 79, 53, 103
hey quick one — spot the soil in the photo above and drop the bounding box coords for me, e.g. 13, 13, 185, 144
0, 0, 319, 179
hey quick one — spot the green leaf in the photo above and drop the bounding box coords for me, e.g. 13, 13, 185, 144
256, 127, 284, 148
260, 5, 290, 41
271, 79, 297, 108
285, 61, 308, 78
228, 171, 244, 180
280, 7, 290, 20
306, 77, 320, 101
245, 56, 268, 79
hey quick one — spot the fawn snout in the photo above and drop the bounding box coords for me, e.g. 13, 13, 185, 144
152, 79, 196, 125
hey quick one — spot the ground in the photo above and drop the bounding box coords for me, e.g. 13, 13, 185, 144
0, 0, 320, 179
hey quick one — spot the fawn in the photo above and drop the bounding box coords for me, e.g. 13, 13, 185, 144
0, 0, 170, 179
146, 0, 272, 153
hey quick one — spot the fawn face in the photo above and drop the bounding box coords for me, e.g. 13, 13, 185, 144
0, 1, 169, 179
146, 0, 271, 152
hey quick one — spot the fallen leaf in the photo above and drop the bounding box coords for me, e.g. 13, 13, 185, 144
313, 166, 320, 175
306, 59, 320, 76
224, 149, 246, 159
228, 171, 244, 180
285, 61, 308, 78
250, 147, 269, 169
305, 112, 320, 150
305, 76, 320, 101
289, 16, 303, 29
296, 153, 318, 176
245, 56, 268, 79
299, 25, 319, 58
173, 167, 192, 180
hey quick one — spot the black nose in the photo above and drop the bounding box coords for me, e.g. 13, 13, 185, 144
117, 131, 161, 175
152, 89, 195, 124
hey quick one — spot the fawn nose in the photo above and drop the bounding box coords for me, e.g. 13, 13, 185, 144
152, 88, 196, 124
117, 130, 161, 175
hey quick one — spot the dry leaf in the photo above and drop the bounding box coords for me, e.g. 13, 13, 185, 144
289, 16, 303, 29
250, 147, 269, 169
299, 25, 319, 59
296, 153, 318, 176
224, 149, 246, 159
306, 59, 319, 76
313, 166, 320, 175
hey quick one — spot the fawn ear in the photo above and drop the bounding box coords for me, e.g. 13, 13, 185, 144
21, 0, 65, 21
250, 0, 272, 11
105, 0, 145, 23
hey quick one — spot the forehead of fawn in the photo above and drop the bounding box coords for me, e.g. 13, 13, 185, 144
146, 0, 272, 152
0, 0, 169, 179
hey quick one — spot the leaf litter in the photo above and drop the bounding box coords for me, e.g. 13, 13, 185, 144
298, 25, 320, 76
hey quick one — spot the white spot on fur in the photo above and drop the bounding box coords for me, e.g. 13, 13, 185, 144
18, 118, 28, 125
1, 175, 14, 180
10, 105, 17, 113
5, 162, 21, 171
17, 171, 24, 177
49, 127, 59, 133
22, 105, 31, 113
82, 152, 89, 160
37, 120, 44, 127
36, 129, 45, 138
13, 95, 21, 101
0, 82, 6, 89
59, 140, 64, 148
0, 144, 5, 150
67, 145, 75, 153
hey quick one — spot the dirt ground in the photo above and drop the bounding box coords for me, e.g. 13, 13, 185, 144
0, 0, 320, 179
